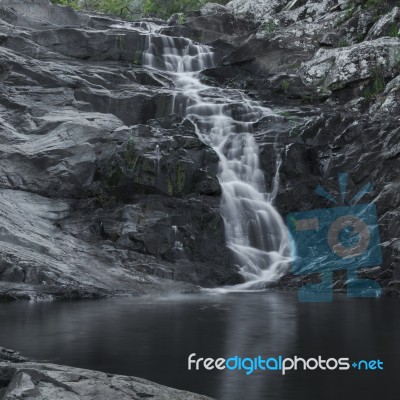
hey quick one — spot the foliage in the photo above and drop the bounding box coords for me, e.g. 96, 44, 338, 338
389, 23, 400, 38
355, 33, 365, 43
50, 0, 80, 9
338, 38, 351, 47
363, 67, 386, 100
142, 0, 229, 19
97, 0, 136, 17
280, 80, 290, 90
51, 0, 230, 19
335, 3, 356, 26
363, 0, 388, 10
263, 19, 277, 33
350, 0, 400, 14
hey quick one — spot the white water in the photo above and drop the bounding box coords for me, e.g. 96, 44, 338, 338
119, 22, 291, 287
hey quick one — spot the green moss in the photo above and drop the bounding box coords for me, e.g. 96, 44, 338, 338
176, 163, 185, 193
133, 50, 142, 65
166, 163, 186, 195
289, 62, 301, 70
301, 92, 319, 103
167, 178, 174, 195
124, 137, 139, 170
117, 35, 124, 51
389, 23, 399, 38
280, 80, 290, 91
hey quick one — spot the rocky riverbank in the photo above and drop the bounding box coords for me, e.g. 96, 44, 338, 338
0, 347, 211, 399
0, 0, 399, 298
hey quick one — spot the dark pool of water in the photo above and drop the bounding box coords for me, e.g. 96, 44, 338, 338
0, 292, 398, 400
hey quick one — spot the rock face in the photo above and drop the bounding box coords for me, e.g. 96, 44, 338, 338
194, 0, 400, 293
1, 0, 400, 297
0, 0, 241, 300
0, 348, 211, 400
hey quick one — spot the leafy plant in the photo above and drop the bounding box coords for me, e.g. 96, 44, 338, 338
338, 38, 351, 47
96, 0, 136, 17
355, 33, 365, 43
363, 67, 386, 100
178, 14, 186, 24
263, 19, 277, 33
280, 80, 290, 91
389, 23, 400, 38
364, 0, 383, 9
351, 0, 397, 14
52, 0, 231, 19
336, 4, 356, 26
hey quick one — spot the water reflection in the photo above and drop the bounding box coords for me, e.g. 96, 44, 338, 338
0, 293, 398, 400
217, 293, 296, 400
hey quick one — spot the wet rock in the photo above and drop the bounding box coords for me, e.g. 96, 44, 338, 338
0, 348, 28, 364
0, 0, 240, 300
164, 0, 400, 293
91, 119, 220, 198
0, 361, 212, 400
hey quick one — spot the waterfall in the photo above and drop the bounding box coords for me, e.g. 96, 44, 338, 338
121, 22, 291, 287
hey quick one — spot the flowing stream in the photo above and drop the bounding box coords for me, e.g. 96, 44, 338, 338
121, 22, 291, 286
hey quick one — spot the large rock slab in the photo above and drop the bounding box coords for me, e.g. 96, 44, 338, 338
0, 360, 211, 400
300, 38, 400, 90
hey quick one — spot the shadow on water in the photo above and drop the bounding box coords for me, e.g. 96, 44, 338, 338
0, 292, 399, 400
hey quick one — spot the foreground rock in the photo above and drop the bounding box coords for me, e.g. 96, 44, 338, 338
0, 348, 210, 400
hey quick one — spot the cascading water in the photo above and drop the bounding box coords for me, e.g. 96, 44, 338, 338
120, 21, 291, 287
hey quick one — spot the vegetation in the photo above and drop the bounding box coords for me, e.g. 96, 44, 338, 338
338, 38, 351, 47
363, 0, 389, 10
389, 23, 400, 38
263, 19, 277, 33
349, 0, 400, 14
355, 33, 365, 43
363, 67, 386, 101
51, 0, 80, 9
280, 80, 290, 91
335, 3, 356, 26
337, 0, 400, 26
51, 0, 229, 19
